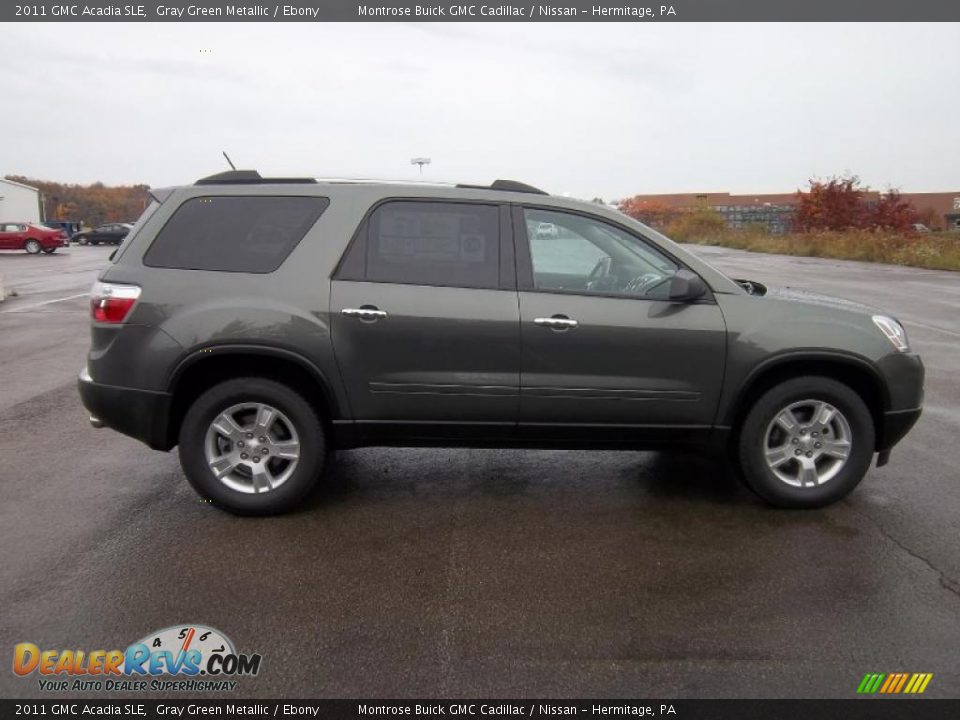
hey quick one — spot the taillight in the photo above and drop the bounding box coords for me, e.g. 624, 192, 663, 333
90, 281, 141, 323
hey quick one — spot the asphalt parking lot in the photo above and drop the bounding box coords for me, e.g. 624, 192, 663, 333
1, 244, 958, 698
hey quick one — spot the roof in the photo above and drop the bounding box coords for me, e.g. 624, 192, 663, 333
193, 170, 548, 195
899, 192, 960, 217
0, 177, 40, 193
623, 190, 896, 208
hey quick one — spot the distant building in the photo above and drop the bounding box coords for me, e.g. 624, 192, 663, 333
0, 178, 42, 224
623, 190, 960, 233
899, 192, 960, 231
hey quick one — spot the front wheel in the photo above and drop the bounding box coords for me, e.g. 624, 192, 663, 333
737, 376, 875, 508
178, 377, 326, 515
24, 239, 41, 254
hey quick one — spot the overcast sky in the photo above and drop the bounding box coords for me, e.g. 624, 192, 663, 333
2, 22, 958, 199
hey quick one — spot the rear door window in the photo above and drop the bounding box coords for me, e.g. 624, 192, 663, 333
143, 195, 328, 272
346, 201, 500, 289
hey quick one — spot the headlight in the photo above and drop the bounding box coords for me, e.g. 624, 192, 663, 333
872, 315, 909, 352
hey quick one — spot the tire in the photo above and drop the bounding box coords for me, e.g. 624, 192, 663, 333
24, 239, 41, 254
78, 237, 88, 245
178, 377, 326, 515
737, 376, 875, 508
42, 247, 56, 254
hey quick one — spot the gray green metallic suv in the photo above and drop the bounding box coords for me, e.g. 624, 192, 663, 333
79, 170, 924, 515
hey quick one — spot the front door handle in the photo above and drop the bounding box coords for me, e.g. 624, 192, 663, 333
342, 306, 388, 322
534, 315, 579, 330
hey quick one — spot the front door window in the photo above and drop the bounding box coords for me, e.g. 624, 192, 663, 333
524, 208, 680, 300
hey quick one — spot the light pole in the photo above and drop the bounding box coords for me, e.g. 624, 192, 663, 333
410, 157, 431, 175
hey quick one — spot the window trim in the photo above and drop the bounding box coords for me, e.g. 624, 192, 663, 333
332, 197, 516, 292
512, 204, 714, 304
142, 194, 329, 274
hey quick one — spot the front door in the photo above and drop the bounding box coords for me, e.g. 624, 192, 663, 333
331, 200, 520, 438
514, 207, 727, 441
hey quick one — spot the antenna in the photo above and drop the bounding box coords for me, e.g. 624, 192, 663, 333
410, 157, 431, 175
222, 151, 236, 170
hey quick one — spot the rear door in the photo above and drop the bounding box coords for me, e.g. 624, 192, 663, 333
514, 206, 727, 441
330, 199, 520, 437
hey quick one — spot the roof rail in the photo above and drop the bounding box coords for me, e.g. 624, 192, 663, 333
456, 179, 548, 195
195, 170, 317, 186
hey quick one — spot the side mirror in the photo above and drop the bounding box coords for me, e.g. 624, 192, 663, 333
668, 269, 707, 302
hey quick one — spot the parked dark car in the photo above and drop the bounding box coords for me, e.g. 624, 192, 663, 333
72, 223, 133, 245
79, 170, 924, 515
0, 222, 68, 254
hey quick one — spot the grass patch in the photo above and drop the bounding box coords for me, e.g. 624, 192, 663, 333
675, 228, 960, 272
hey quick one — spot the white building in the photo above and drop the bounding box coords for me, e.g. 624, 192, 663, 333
0, 178, 42, 224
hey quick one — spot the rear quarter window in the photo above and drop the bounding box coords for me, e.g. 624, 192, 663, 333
143, 195, 328, 272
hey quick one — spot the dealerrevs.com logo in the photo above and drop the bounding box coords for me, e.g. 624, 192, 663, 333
13, 624, 262, 692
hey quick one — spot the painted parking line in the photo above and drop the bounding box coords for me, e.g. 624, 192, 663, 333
0, 292, 88, 313
901, 318, 960, 340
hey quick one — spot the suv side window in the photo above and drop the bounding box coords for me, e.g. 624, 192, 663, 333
355, 201, 500, 290
144, 195, 328, 273
522, 208, 680, 300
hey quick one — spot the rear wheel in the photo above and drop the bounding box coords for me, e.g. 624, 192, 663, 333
24, 239, 41, 254
737, 376, 874, 508
178, 377, 326, 515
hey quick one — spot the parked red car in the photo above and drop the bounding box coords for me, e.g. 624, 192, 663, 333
0, 223, 68, 254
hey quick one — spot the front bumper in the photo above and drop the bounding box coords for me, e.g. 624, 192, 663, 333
78, 367, 174, 451
877, 406, 922, 452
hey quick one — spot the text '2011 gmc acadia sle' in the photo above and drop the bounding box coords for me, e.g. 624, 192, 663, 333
79, 171, 924, 515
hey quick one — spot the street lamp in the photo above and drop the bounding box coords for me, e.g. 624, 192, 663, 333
410, 157, 431, 175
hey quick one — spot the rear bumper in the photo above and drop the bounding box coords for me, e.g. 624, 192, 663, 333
78, 367, 174, 451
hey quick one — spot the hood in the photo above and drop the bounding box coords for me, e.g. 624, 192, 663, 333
747, 281, 881, 316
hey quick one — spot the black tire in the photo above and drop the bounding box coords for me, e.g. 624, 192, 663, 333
24, 239, 41, 254
178, 377, 326, 515
737, 376, 875, 508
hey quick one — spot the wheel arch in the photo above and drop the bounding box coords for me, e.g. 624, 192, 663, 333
166, 345, 342, 449
724, 352, 888, 451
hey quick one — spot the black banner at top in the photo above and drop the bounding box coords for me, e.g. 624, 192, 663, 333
3, 0, 960, 22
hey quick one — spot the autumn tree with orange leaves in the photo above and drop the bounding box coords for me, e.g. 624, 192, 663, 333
794, 175, 919, 232
5, 176, 151, 227
615, 198, 680, 228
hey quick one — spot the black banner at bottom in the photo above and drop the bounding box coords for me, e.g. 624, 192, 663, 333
2, 700, 959, 720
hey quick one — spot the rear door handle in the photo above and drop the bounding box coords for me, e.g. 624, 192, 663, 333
342, 307, 388, 321
534, 315, 578, 330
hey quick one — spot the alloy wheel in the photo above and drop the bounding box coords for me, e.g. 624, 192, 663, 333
203, 402, 301, 494
763, 399, 852, 488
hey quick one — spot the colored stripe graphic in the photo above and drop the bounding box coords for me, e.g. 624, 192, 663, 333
857, 672, 932, 694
